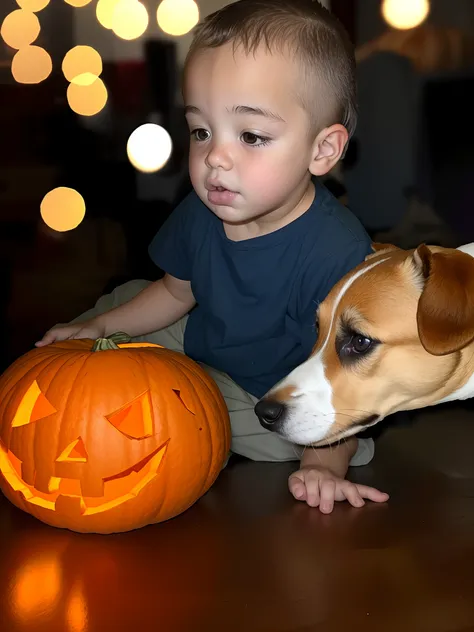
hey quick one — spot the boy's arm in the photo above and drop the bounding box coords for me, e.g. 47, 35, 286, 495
98, 274, 196, 338
37, 274, 195, 345
299, 437, 358, 477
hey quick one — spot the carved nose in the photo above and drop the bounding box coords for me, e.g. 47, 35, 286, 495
254, 399, 286, 431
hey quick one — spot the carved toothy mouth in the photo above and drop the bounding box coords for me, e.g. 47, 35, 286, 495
0, 439, 169, 516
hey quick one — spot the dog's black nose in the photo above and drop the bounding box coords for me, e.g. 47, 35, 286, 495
254, 399, 286, 431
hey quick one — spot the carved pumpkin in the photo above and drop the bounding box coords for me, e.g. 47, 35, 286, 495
0, 334, 231, 534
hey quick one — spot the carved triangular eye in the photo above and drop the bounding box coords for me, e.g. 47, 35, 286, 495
106, 391, 154, 439
172, 389, 195, 415
11, 380, 57, 428
56, 437, 88, 463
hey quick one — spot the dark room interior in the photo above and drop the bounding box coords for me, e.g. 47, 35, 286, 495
1, 1, 474, 630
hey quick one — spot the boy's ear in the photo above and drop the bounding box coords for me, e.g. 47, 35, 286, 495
309, 124, 349, 177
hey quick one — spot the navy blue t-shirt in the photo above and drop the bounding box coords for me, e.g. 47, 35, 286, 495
148, 181, 372, 399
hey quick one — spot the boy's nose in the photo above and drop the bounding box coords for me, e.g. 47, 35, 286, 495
205, 144, 233, 170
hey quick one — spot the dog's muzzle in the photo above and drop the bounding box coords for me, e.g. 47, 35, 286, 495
254, 399, 287, 432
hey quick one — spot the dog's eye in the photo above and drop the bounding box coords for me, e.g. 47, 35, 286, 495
338, 333, 377, 360
352, 335, 373, 354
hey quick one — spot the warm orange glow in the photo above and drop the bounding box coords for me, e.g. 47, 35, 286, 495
0, 438, 169, 515
0, 9, 40, 50
96, 0, 120, 29
84, 443, 168, 514
1, 370, 169, 517
66, 76, 108, 117
16, 0, 50, 11
382, 0, 430, 30
66, 581, 88, 632
40, 187, 86, 232
62, 45, 103, 85
106, 391, 154, 439
56, 438, 88, 464
11, 45, 52, 84
11, 380, 57, 428
64, 0, 93, 6
11, 556, 62, 622
111, 0, 149, 40
118, 342, 163, 348
157, 0, 199, 37
48, 476, 61, 492
127, 123, 173, 173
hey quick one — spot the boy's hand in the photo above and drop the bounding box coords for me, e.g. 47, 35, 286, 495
35, 319, 106, 347
289, 466, 389, 514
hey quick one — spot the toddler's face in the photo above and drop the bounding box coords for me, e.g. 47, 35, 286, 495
183, 43, 317, 226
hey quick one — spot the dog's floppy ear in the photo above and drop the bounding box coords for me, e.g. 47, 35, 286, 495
414, 244, 474, 355
365, 242, 401, 261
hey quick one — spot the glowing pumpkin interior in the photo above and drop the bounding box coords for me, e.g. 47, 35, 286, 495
0, 377, 173, 516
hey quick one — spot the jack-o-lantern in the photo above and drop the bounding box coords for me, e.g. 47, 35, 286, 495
0, 334, 231, 534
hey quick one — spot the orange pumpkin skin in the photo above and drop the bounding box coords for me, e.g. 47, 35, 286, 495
0, 338, 231, 534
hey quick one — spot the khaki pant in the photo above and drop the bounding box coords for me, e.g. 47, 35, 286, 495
74, 280, 374, 466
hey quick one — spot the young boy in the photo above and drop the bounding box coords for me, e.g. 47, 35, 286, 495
37, 0, 388, 513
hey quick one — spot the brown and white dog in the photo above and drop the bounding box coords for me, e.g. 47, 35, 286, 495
255, 242, 474, 446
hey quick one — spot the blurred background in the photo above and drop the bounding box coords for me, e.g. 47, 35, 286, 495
1, 0, 474, 371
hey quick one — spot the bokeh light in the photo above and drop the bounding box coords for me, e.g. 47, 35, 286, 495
62, 46, 103, 85
15, 0, 50, 11
11, 45, 52, 84
40, 187, 86, 232
0, 9, 41, 50
157, 0, 199, 37
96, 0, 120, 29
64, 0, 93, 6
127, 123, 173, 173
382, 0, 430, 30
66, 77, 108, 116
68, 72, 100, 86
111, 0, 149, 40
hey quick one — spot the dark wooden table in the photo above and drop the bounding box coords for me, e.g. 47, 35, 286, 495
1, 404, 473, 632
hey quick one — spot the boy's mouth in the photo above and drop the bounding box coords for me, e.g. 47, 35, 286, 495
206, 183, 234, 192
206, 185, 238, 206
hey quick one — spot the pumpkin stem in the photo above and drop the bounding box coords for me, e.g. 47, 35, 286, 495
92, 332, 132, 352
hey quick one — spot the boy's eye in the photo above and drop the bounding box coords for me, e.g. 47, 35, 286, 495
191, 128, 210, 142
241, 132, 269, 146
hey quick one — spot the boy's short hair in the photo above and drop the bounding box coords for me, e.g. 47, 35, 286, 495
184, 0, 357, 139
